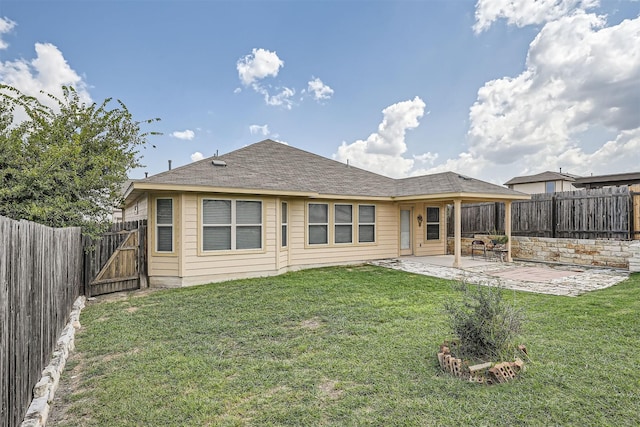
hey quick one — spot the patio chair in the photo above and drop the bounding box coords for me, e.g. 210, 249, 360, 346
471, 240, 486, 259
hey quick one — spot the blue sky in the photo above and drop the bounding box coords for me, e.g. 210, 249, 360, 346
1, 0, 638, 184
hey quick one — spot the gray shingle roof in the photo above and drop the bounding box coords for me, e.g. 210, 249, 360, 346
504, 171, 580, 186
138, 139, 525, 199
573, 171, 640, 188
396, 172, 523, 197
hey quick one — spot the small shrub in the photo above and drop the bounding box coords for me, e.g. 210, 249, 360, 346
488, 229, 508, 245
444, 282, 524, 361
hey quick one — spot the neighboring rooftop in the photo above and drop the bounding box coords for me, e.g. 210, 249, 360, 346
573, 172, 640, 189
504, 171, 580, 186
132, 139, 527, 199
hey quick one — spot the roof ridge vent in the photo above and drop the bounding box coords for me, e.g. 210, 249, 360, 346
212, 160, 227, 167
458, 174, 472, 181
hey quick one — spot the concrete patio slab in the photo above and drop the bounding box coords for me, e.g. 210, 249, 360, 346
370, 256, 629, 297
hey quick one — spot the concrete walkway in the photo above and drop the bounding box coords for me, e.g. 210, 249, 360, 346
370, 255, 629, 297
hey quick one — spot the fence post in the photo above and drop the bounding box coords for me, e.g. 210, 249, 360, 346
631, 184, 640, 240
551, 195, 557, 238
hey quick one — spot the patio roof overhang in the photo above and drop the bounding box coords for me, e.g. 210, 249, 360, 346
391, 192, 531, 203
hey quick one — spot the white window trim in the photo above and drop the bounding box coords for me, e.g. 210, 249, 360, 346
202, 198, 263, 251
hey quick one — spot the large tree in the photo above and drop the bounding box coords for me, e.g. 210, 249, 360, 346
0, 84, 159, 238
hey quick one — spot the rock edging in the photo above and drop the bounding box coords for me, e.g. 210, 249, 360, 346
20, 296, 86, 427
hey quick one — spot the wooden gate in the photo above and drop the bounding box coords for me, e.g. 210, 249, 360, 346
84, 220, 147, 296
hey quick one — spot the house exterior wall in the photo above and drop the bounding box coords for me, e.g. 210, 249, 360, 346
147, 194, 181, 285
286, 199, 398, 269
123, 194, 148, 222
145, 193, 433, 287
413, 202, 447, 256
510, 180, 578, 194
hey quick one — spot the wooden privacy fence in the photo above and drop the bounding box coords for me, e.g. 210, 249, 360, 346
83, 220, 147, 296
447, 187, 636, 240
0, 216, 83, 427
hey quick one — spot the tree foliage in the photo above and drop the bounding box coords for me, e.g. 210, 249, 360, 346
0, 84, 159, 238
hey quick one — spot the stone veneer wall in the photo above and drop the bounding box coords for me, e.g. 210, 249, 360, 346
448, 236, 640, 271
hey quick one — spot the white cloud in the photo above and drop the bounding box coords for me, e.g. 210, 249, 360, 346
249, 124, 270, 136
555, 128, 640, 175
190, 152, 204, 162
235, 47, 296, 109
414, 152, 492, 181
473, 0, 599, 33
333, 97, 428, 178
0, 42, 91, 121
256, 85, 295, 109
412, 11, 640, 184
237, 48, 284, 86
413, 152, 439, 165
462, 12, 640, 181
336, 11, 640, 185
0, 17, 16, 49
171, 129, 195, 140
307, 77, 334, 101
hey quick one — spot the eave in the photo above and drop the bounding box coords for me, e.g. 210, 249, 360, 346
125, 183, 530, 204
392, 192, 531, 202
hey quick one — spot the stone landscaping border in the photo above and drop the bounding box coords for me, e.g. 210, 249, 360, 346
20, 296, 86, 427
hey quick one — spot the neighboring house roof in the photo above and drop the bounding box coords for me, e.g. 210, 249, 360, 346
129, 139, 527, 200
504, 171, 580, 186
573, 172, 640, 188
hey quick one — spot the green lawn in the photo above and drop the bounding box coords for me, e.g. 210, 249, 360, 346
53, 266, 640, 426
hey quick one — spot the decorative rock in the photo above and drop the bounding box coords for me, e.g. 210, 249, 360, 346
32, 377, 51, 399
21, 396, 49, 426
21, 296, 86, 426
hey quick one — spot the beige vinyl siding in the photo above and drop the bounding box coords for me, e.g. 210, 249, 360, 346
148, 194, 180, 278
414, 202, 446, 256
278, 199, 289, 271
147, 193, 450, 288
123, 194, 148, 222
288, 200, 398, 267
181, 194, 278, 281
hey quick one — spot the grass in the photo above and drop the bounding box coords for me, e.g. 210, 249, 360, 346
53, 266, 640, 426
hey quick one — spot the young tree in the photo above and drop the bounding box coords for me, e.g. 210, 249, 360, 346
0, 84, 159, 238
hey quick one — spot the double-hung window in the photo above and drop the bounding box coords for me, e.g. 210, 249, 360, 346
358, 205, 376, 243
156, 198, 173, 252
202, 199, 262, 251
334, 204, 353, 244
281, 202, 288, 248
426, 207, 440, 240
308, 203, 328, 245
